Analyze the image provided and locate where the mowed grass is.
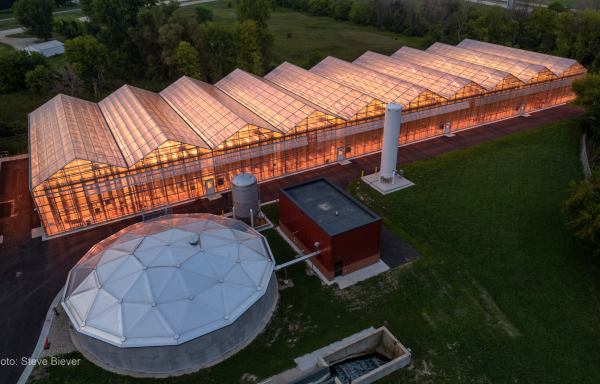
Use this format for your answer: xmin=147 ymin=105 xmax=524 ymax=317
xmin=29 ymin=119 xmax=600 ymax=384
xmin=184 ymin=0 xmax=426 ymax=66
xmin=0 ymin=41 xmax=14 ymax=55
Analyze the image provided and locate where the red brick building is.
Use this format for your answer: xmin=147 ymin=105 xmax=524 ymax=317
xmin=279 ymin=177 xmax=382 ymax=281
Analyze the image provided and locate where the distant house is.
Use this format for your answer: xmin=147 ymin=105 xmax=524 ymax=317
xmin=23 ymin=40 xmax=64 ymax=57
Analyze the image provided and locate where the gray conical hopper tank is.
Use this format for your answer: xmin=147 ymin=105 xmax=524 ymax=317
xmin=232 ymin=172 xmax=259 ymax=219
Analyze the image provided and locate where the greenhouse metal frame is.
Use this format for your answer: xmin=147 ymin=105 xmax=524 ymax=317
xmin=28 ymin=40 xmax=587 ymax=236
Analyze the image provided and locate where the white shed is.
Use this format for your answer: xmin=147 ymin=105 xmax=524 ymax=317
xmin=23 ymin=40 xmax=64 ymax=57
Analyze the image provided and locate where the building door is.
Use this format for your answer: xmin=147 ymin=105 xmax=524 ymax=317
xmin=205 ymin=179 xmax=215 ymax=195
xmin=334 ymin=260 xmax=343 ymax=277
xmin=444 ymin=121 xmax=451 ymax=134
xmin=520 ymin=103 xmax=526 ymax=114
xmin=337 ymin=147 xmax=344 ymax=161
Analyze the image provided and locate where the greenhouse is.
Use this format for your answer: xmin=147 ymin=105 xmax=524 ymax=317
xmin=28 ymin=40 xmax=587 ymax=237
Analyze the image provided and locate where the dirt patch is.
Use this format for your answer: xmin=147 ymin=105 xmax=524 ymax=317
xmin=421 ymin=313 xmax=437 ymax=329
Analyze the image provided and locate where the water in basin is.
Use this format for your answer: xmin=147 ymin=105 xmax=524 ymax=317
xmin=329 ymin=352 xmax=390 ymax=383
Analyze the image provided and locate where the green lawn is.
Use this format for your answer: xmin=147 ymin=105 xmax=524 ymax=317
xmin=0 ymin=41 xmax=14 ymax=55
xmin=184 ymin=0 xmax=426 ymax=66
xmin=28 ymin=118 xmax=600 ymax=383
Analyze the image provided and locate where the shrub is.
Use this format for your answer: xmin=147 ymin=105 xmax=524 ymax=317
xmin=227 ymin=0 xmax=233 ymax=8
xmin=195 ymin=6 xmax=213 ymax=24
xmin=0 ymin=120 xmax=27 ymax=138
xmin=286 ymin=32 xmax=291 ymax=38
xmin=25 ymin=65 xmax=55 ymax=94
xmin=53 ymin=16 xmax=84 ymax=39
xmin=0 ymin=50 xmax=48 ymax=94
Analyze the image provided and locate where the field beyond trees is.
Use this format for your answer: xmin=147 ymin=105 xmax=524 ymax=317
xmin=28 ymin=119 xmax=600 ymax=383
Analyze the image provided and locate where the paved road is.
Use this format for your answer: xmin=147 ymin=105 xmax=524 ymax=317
xmin=0 ymin=104 xmax=584 ymax=384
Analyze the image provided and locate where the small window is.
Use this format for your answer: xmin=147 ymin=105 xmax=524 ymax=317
xmin=439 ymin=123 xmax=444 ymax=130
xmin=345 ymin=146 xmax=351 ymax=154
xmin=217 ymin=178 xmax=224 ymax=186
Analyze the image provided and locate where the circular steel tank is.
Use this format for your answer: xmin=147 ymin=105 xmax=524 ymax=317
xmin=232 ymin=173 xmax=259 ymax=219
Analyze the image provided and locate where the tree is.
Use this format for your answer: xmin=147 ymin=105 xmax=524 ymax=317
xmin=79 ymin=0 xmax=156 ymax=49
xmin=195 ymin=5 xmax=213 ymax=24
xmin=563 ymin=170 xmax=600 ymax=256
xmin=232 ymin=19 xmax=264 ymax=76
xmin=522 ymin=7 xmax=558 ymax=53
xmin=177 ymin=41 xmax=203 ymax=80
xmin=64 ymin=35 xmax=109 ymax=95
xmin=308 ymin=0 xmax=329 ymax=15
xmin=201 ymin=21 xmax=235 ymax=82
xmin=46 ymin=63 xmax=84 ymax=96
xmin=302 ymin=51 xmax=323 ymax=69
xmin=25 ymin=65 xmax=55 ymax=94
xmin=0 ymin=50 xmax=47 ymax=93
xmin=236 ymin=0 xmax=271 ymax=29
xmin=331 ymin=0 xmax=353 ymax=21
xmin=12 ymin=0 xmax=55 ymax=40
xmin=53 ymin=16 xmax=84 ymax=40
xmin=348 ymin=0 xmax=370 ymax=25
xmin=157 ymin=10 xmax=205 ymax=80
xmin=571 ymin=74 xmax=600 ymax=110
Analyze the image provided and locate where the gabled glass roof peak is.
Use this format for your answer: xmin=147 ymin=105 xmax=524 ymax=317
xmin=457 ymin=39 xmax=577 ymax=77
xmin=265 ymin=62 xmax=375 ymax=120
xmin=310 ymin=56 xmax=428 ymax=107
xmin=99 ymin=85 xmax=210 ymax=167
xmin=29 ymin=94 xmax=127 ymax=189
xmin=392 ymin=46 xmax=515 ymax=91
xmin=426 ymin=42 xmax=551 ymax=84
xmin=353 ymin=51 xmax=475 ymax=99
xmin=216 ymin=69 xmax=332 ymax=134
xmin=161 ymin=76 xmax=279 ymax=149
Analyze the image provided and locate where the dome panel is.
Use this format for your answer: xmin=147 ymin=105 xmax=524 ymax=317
xmin=179 ymin=301 xmax=223 ymax=333
xmin=105 ymin=256 xmax=143 ymax=284
xmin=87 ymin=305 xmax=121 ymax=334
xmin=147 ymin=267 xmax=176 ymax=299
xmin=201 ymin=233 xmax=236 ymax=249
xmin=224 ymin=264 xmax=256 ymax=288
xmin=69 ymin=288 xmax=98 ymax=320
xmin=157 ymin=299 xmax=188 ymax=331
xmin=157 ymin=272 xmax=189 ymax=303
xmin=195 ymin=283 xmax=226 ymax=314
xmin=208 ymin=243 xmax=239 ymax=260
xmin=123 ymin=272 xmax=152 ymax=302
xmin=122 ymin=302 xmax=151 ymax=333
xmin=205 ymin=252 xmax=237 ymax=277
xmin=134 ymin=246 xmax=164 ymax=266
xmin=98 ymin=249 xmax=130 ymax=266
xmin=96 ymin=257 xmax=128 ymax=283
xmin=104 ymin=271 xmax=142 ymax=298
xmin=127 ymin=309 xmax=172 ymax=338
xmin=87 ymin=290 xmax=119 ymax=321
xmin=180 ymin=268 xmax=217 ymax=295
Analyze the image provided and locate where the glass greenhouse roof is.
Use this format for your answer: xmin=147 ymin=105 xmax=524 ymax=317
xmin=457 ymin=39 xmax=577 ymax=77
xmin=426 ymin=43 xmax=549 ymax=84
xmin=62 ymin=214 xmax=274 ymax=348
xmin=99 ymin=85 xmax=210 ymax=167
xmin=265 ymin=62 xmax=375 ymax=121
xmin=353 ymin=51 xmax=474 ymax=99
xmin=216 ymin=69 xmax=330 ymax=134
xmin=29 ymin=94 xmax=126 ymax=189
xmin=161 ymin=76 xmax=278 ymax=149
xmin=392 ymin=47 xmax=513 ymax=91
xmin=310 ymin=56 xmax=428 ymax=107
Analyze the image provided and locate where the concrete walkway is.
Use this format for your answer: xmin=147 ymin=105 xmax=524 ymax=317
xmin=0 ymin=104 xmax=585 ymax=384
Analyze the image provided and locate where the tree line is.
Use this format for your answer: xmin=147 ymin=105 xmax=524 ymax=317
xmin=279 ymin=0 xmax=600 ymax=71
xmin=0 ymin=0 xmax=275 ymax=99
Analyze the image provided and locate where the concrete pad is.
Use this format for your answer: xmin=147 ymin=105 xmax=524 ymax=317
xmin=333 ymin=261 xmax=389 ymax=289
xmin=338 ymin=160 xmax=352 ymax=165
xmin=445 ymin=133 xmax=455 ymax=137
xmin=206 ymin=193 xmax=223 ymax=201
xmin=31 ymin=227 xmax=44 ymax=239
xmin=295 ymin=355 xmax=318 ymax=371
xmin=347 ymin=260 xmax=389 ymax=284
xmin=361 ymin=173 xmax=414 ymax=195
xmin=379 ymin=226 xmax=422 ymax=268
xmin=0 ymin=235 xmax=2 ymax=244
xmin=294 ymin=327 xmax=375 ymax=371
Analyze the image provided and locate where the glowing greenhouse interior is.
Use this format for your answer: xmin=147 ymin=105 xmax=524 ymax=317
xmin=28 ymin=41 xmax=587 ymax=236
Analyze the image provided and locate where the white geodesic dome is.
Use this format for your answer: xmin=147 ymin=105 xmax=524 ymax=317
xmin=62 ymin=214 xmax=274 ymax=348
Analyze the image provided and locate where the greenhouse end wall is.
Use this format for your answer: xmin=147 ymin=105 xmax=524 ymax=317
xmin=32 ymin=83 xmax=576 ymax=237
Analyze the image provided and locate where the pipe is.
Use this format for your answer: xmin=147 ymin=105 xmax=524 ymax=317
xmin=379 ymin=103 xmax=402 ymax=183
xmin=273 ymin=251 xmax=320 ymax=271
xmin=250 ymin=208 xmax=254 ymax=227
xmin=233 ymin=206 xmax=236 ymax=220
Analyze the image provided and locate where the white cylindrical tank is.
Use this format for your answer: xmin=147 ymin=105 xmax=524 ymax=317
xmin=232 ymin=173 xmax=259 ymax=219
xmin=379 ymin=103 xmax=403 ymax=182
